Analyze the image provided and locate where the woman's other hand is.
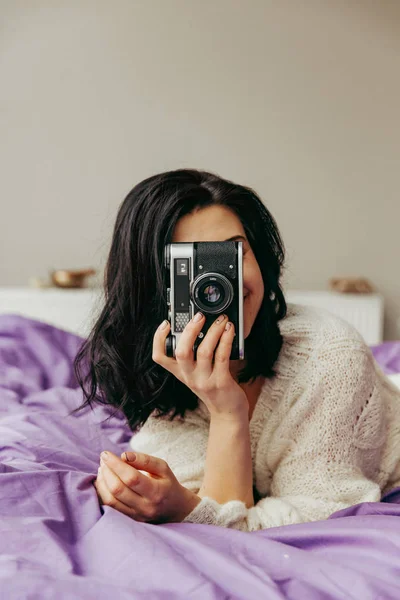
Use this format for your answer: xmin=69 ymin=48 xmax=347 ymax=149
xmin=94 ymin=450 xmax=201 ymax=523
xmin=152 ymin=314 xmax=249 ymax=419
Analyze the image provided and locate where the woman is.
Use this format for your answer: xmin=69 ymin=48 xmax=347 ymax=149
xmin=73 ymin=169 xmax=400 ymax=531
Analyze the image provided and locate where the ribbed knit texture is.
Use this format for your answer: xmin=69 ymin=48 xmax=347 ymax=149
xmin=130 ymin=303 xmax=400 ymax=531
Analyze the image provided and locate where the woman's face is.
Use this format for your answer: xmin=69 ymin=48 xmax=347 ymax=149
xmin=172 ymin=205 xmax=264 ymax=340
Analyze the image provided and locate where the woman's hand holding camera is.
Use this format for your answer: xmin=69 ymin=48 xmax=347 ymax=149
xmin=152 ymin=313 xmax=249 ymax=420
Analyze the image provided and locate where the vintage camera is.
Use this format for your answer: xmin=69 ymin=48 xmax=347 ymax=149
xmin=164 ymin=241 xmax=244 ymax=360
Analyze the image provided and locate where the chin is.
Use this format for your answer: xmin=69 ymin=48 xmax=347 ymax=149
xmin=242 ymin=301 xmax=262 ymax=340
xmin=242 ymin=316 xmax=252 ymax=340
xmin=243 ymin=323 xmax=253 ymax=340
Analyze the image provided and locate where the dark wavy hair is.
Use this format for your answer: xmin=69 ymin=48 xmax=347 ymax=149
xmin=71 ymin=169 xmax=287 ymax=431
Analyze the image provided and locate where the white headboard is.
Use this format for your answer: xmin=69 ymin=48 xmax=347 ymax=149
xmin=0 ymin=287 xmax=385 ymax=345
xmin=285 ymin=290 xmax=384 ymax=346
xmin=0 ymin=287 xmax=103 ymax=337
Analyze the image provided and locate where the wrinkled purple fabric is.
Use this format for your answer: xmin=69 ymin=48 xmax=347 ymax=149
xmin=371 ymin=341 xmax=400 ymax=375
xmin=1 ymin=314 xmax=400 ymax=600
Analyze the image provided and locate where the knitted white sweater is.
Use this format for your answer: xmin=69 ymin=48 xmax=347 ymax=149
xmin=130 ymin=304 xmax=400 ymax=531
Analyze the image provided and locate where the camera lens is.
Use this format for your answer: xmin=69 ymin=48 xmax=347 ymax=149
xmin=192 ymin=273 xmax=233 ymax=314
xmin=199 ymin=282 xmax=224 ymax=306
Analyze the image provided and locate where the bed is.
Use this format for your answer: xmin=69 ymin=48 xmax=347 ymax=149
xmin=1 ymin=313 xmax=400 ymax=600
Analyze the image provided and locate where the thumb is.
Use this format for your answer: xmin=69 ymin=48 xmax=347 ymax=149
xmin=120 ymin=451 xmax=169 ymax=477
xmin=121 ymin=451 xmax=138 ymax=463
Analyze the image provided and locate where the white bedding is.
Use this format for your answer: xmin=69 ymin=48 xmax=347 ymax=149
xmin=388 ymin=373 xmax=400 ymax=390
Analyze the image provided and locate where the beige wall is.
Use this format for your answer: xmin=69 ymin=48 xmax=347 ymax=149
xmin=1 ymin=0 xmax=399 ymax=339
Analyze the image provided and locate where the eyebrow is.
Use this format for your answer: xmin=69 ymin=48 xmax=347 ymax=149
xmin=224 ymin=235 xmax=247 ymax=242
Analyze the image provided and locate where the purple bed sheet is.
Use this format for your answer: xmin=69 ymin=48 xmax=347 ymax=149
xmin=371 ymin=341 xmax=400 ymax=375
xmin=1 ymin=314 xmax=400 ymax=600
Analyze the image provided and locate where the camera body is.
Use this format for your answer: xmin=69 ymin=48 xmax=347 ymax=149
xmin=164 ymin=241 xmax=244 ymax=360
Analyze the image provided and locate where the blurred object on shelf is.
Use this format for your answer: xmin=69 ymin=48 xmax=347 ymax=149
xmin=329 ymin=277 xmax=375 ymax=294
xmin=51 ymin=268 xmax=96 ymax=289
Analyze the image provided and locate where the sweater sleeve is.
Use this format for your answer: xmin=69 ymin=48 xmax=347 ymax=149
xmin=180 ymin=342 xmax=388 ymax=531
